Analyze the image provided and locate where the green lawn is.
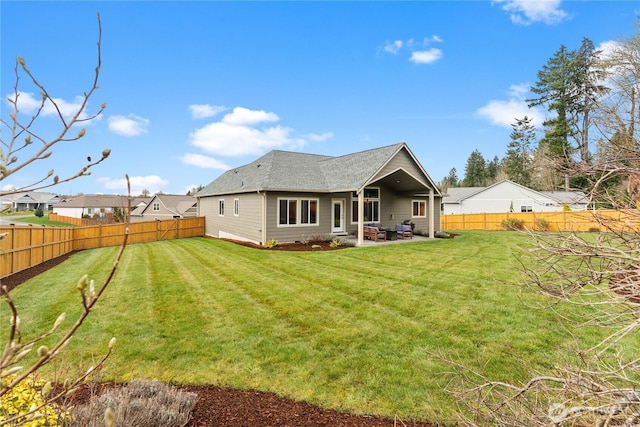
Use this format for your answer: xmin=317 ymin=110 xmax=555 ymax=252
xmin=8 ymin=215 xmax=74 ymax=227
xmin=2 ymin=231 xmax=612 ymax=424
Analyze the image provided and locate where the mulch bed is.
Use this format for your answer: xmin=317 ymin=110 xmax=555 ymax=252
xmin=219 ymin=238 xmax=353 ymax=251
xmin=2 ymin=241 xmax=437 ymax=427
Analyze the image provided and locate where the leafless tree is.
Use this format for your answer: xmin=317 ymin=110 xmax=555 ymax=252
xmin=0 ymin=13 xmax=128 ymax=426
xmin=0 ymin=15 xmax=110 ymax=195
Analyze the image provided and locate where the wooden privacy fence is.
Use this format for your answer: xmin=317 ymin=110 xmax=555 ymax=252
xmin=0 ymin=217 xmax=205 ymax=279
xmin=441 ymin=210 xmax=640 ymax=232
xmin=48 ymin=212 xmax=100 ymax=226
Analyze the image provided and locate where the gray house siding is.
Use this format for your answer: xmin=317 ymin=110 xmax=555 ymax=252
xmin=201 ymin=193 xmax=264 ymax=243
xmin=264 ymin=192 xmax=329 ymax=243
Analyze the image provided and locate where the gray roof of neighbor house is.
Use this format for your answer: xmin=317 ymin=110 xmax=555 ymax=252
xmin=1 ymin=191 xmax=60 ymax=204
xmin=55 ymin=194 xmax=149 ymax=209
xmin=443 ymin=180 xmax=589 ymax=204
xmin=197 ymin=143 xmax=437 ymax=197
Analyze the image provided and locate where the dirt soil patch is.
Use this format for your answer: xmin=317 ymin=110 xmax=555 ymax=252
xmin=2 ymin=242 xmax=438 ymax=427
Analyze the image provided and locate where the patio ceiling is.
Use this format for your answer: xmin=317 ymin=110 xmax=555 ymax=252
xmin=371 ymin=169 xmax=434 ymax=195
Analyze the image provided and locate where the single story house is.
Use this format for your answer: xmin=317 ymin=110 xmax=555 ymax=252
xmin=442 ymin=179 xmax=589 ymax=215
xmin=1 ymin=191 xmax=60 ymax=212
xmin=53 ymin=194 xmax=151 ymax=219
xmin=196 ymin=142 xmax=442 ymax=246
xmin=129 ymin=194 xmax=198 ymax=223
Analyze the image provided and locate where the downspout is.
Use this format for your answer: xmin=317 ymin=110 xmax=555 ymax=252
xmin=357 ymin=190 xmax=364 ymax=246
xmin=259 ymin=190 xmax=266 ymax=245
xmin=429 ymin=189 xmax=435 ymax=239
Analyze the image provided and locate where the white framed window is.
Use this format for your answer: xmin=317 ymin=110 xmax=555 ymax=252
xmin=153 ymin=202 xmax=160 ymax=211
xmin=412 ymin=200 xmax=426 ymax=218
xmin=218 ymin=199 xmax=225 ymax=216
xmin=277 ymin=197 xmax=319 ymax=226
xmin=521 ymin=205 xmax=532 ymax=212
xmin=234 ymin=198 xmax=239 ymax=216
xmin=351 ymin=187 xmax=380 ymax=223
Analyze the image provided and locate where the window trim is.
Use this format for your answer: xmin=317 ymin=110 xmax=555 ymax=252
xmin=520 ymin=205 xmax=533 ymax=212
xmin=350 ymin=187 xmax=380 ymax=224
xmin=233 ymin=198 xmax=239 ymax=216
xmin=277 ymin=197 xmax=319 ymax=227
xmin=218 ymin=199 xmax=225 ymax=216
xmin=412 ymin=200 xmax=427 ymax=218
xmin=152 ymin=202 xmax=160 ymax=212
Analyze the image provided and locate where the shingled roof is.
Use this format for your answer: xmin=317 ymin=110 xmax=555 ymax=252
xmin=197 ymin=143 xmax=409 ymax=197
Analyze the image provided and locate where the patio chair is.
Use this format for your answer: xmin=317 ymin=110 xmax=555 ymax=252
xmin=395 ymin=224 xmax=413 ymax=239
xmin=363 ymin=225 xmax=387 ymax=242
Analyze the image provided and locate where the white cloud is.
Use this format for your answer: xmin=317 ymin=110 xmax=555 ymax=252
xmin=7 ymin=91 xmax=92 ymax=121
xmin=108 ymin=114 xmax=149 ymax=137
xmin=179 ymin=153 xmax=231 ymax=169
xmin=221 ymin=107 xmax=279 ymax=126
xmin=189 ymin=104 xmax=226 ymax=119
xmin=97 ymin=175 xmax=168 ymax=195
xmin=303 ymin=132 xmax=334 ymax=142
xmin=382 ymin=35 xmax=443 ymax=64
xmin=493 ymin=0 xmax=569 ymax=25
xmin=410 ymin=48 xmax=443 ymax=64
xmin=384 ymin=40 xmax=403 ymax=54
xmin=476 ymin=84 xmax=546 ymax=128
xmin=188 ymin=106 xmax=308 ymax=157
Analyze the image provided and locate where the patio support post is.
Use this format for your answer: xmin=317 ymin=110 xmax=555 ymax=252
xmin=429 ymin=188 xmax=435 ymax=238
xmin=357 ymin=190 xmax=364 ymax=246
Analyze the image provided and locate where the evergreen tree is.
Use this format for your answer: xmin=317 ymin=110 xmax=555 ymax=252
xmin=463 ymin=149 xmax=487 ymax=187
xmin=441 ymin=168 xmax=459 ymax=190
xmin=503 ymin=116 xmax=536 ymax=187
xmin=527 ymin=44 xmax=576 ymax=162
xmin=486 ymin=155 xmax=502 ymax=184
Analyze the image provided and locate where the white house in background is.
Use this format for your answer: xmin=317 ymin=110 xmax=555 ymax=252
xmin=129 ymin=194 xmax=197 ymax=223
xmin=53 ymin=194 xmax=151 ymax=219
xmin=1 ymin=192 xmax=61 ymax=212
xmin=442 ymin=180 xmax=589 ymax=215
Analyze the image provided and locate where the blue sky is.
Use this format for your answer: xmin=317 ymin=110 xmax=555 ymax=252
xmin=1 ymin=1 xmax=638 ymax=196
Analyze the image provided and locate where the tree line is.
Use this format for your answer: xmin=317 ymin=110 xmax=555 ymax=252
xmin=440 ymin=33 xmax=636 ymax=210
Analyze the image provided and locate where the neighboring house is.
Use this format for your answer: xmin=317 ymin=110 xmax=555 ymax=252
xmin=196 ymin=142 xmax=442 ymax=245
xmin=53 ymin=194 xmax=150 ymax=219
xmin=129 ymin=194 xmax=198 ymax=223
xmin=1 ymin=191 xmax=61 ymax=212
xmin=441 ymin=180 xmax=589 ymax=215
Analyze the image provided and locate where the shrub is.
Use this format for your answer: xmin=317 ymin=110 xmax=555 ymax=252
xmin=500 ymin=218 xmax=525 ymax=230
xmin=535 ymin=218 xmax=551 ymax=231
xmin=34 ymin=207 xmax=44 ymax=218
xmin=330 ymin=238 xmax=344 ymax=248
xmin=264 ymin=238 xmax=279 ymax=248
xmin=1 ymin=375 xmax=69 ymax=427
xmin=301 ymin=233 xmax=323 ymax=244
xmin=69 ymin=379 xmax=198 ymax=427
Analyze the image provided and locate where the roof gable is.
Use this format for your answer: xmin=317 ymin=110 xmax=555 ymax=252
xmin=136 ymin=194 xmax=197 ymax=216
